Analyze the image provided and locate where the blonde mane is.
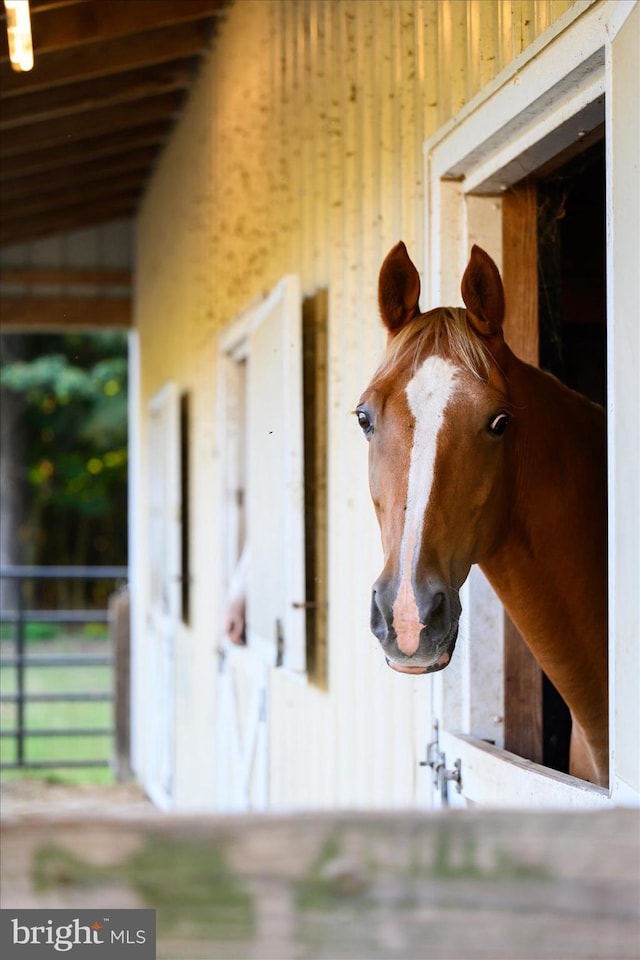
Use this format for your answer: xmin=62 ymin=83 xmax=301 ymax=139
xmin=372 ymin=307 xmax=492 ymax=386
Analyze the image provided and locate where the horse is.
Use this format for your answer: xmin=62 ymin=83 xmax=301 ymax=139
xmin=356 ymin=242 xmax=608 ymax=787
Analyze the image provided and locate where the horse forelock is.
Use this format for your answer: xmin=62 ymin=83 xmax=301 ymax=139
xmin=372 ymin=307 xmax=491 ymax=387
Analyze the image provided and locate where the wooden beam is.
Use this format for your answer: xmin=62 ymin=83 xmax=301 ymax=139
xmin=0 ymin=297 xmax=131 ymax=330
xmin=0 ymin=124 xmax=168 ymax=180
xmin=0 ymin=91 xmax=183 ymax=158
xmin=502 ymin=182 xmax=539 ymax=363
xmin=0 ymin=269 xmax=131 ymax=287
xmin=1 ymin=176 xmax=144 ymax=222
xmin=0 ymin=203 xmax=134 ymax=247
xmin=1 ymin=0 xmax=225 ymax=62
xmin=0 ymin=62 xmax=194 ymax=130
xmin=20 ymin=1 xmax=81 ymax=12
xmin=1 ymin=148 xmax=157 ymax=204
xmin=0 ymin=21 xmax=211 ymax=97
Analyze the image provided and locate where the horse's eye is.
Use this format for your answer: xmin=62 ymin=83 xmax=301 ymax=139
xmin=487 ymin=411 xmax=510 ymax=437
xmin=356 ymin=408 xmax=373 ymax=436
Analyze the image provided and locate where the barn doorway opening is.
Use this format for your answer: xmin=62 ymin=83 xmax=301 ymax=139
xmin=536 ymin=136 xmax=607 ymax=774
xmin=501 ymin=134 xmax=607 ymax=779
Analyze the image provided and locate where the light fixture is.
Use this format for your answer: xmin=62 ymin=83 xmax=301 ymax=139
xmin=4 ymin=0 xmax=34 ymax=73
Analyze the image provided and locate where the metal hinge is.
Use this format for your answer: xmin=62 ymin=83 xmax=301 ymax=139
xmin=420 ymin=721 xmax=462 ymax=806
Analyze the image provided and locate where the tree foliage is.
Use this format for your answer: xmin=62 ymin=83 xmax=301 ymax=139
xmin=0 ymin=333 xmax=128 ymax=568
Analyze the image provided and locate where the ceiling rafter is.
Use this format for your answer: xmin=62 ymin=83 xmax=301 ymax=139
xmin=4 ymin=147 xmax=158 ymax=202
xmin=2 ymin=175 xmax=146 ymax=223
xmin=0 ymin=61 xmax=195 ymax=129
xmin=0 ymin=0 xmax=224 ymax=61
xmin=1 ymin=124 xmax=170 ymax=180
xmin=0 ymin=0 xmax=228 ymax=247
xmin=0 ymin=199 xmax=137 ymax=247
xmin=0 ymin=21 xmax=213 ymax=98
xmin=1 ymin=90 xmax=184 ymax=157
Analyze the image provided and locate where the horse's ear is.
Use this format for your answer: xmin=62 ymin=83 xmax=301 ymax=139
xmin=378 ymin=242 xmax=421 ymax=336
xmin=461 ymin=245 xmax=505 ymax=340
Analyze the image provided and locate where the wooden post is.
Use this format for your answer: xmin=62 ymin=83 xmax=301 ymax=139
xmin=501 ymin=181 xmax=544 ymax=765
xmin=109 ymin=586 xmax=132 ymax=782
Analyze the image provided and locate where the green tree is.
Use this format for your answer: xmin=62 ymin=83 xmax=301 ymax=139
xmin=0 ymin=333 xmax=128 ymax=606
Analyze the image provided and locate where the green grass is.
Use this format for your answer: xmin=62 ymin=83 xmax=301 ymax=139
xmin=0 ymin=621 xmax=60 ymax=642
xmin=0 ymin=637 xmax=115 ymax=785
xmin=0 ymin=622 xmax=109 ymax=642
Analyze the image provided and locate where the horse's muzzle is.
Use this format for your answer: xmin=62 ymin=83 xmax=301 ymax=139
xmin=370 ymin=576 xmax=460 ymax=673
xmin=385 ymin=643 xmax=455 ymax=675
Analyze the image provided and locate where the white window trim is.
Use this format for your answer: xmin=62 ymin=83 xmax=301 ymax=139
xmin=423 ymin=0 xmax=638 ymax=807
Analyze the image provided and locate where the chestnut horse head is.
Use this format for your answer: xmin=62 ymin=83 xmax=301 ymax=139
xmin=357 ymin=242 xmax=512 ymax=675
xmin=357 ymin=242 xmax=608 ymax=786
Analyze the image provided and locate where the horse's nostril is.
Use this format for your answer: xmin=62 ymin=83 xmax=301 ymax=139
xmin=370 ymin=589 xmax=389 ymax=642
xmin=427 ymin=591 xmax=450 ymax=636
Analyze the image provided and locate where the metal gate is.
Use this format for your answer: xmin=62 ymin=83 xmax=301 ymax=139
xmin=0 ymin=565 xmax=127 ymax=775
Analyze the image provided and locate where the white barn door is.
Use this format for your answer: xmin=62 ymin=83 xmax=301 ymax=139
xmin=145 ymin=382 xmax=180 ymax=810
xmin=216 ymin=276 xmax=305 ymax=811
xmin=606 ymin=0 xmax=640 ymax=804
xmin=424 ymin=0 xmax=638 ymax=808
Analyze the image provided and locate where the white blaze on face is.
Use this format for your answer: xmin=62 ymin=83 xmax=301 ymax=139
xmin=393 ymin=356 xmax=459 ymax=656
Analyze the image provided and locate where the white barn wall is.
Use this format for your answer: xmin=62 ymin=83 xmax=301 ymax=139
xmin=134 ymin=0 xmax=579 ymax=811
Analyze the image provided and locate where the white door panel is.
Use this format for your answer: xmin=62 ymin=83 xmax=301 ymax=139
xmin=145 ymin=382 xmax=180 ymax=810
xmin=440 ymin=732 xmax=610 ymax=809
xmin=606 ymin=0 xmax=640 ymax=802
xmin=216 ymin=275 xmax=304 ymax=812
xmin=246 ymin=275 xmax=306 ymax=672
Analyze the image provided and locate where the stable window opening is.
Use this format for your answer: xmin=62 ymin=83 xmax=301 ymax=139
xmin=502 ymin=136 xmax=607 ymax=778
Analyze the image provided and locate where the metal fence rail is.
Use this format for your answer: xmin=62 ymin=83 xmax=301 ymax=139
xmin=0 ymin=565 xmax=127 ymax=773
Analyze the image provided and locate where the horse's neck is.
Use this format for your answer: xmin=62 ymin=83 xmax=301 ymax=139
xmin=481 ymin=355 xmax=608 ymax=750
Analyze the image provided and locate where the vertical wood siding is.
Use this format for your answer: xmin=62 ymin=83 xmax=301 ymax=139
xmin=136 ymin=0 xmax=580 ymax=810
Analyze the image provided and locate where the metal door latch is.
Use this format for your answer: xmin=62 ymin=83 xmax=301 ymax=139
xmin=275 ymin=618 xmax=284 ymax=668
xmin=420 ymin=721 xmax=462 ymax=805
